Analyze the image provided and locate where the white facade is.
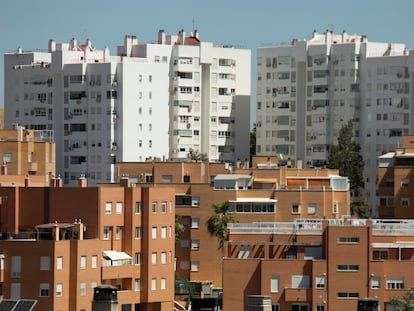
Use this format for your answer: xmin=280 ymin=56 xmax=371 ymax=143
xmin=256 ymin=30 xmax=414 ymax=215
xmin=4 ymin=30 xmax=251 ymax=185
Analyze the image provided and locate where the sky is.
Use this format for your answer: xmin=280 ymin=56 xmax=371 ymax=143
xmin=1 ymin=0 xmax=414 ymax=124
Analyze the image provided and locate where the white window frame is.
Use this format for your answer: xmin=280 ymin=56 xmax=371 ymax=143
xmin=80 ymin=256 xmax=86 ymax=269
xmin=162 ymin=201 xmax=167 ymax=214
xmin=191 ymin=240 xmax=200 ymax=250
xmin=161 ymin=252 xmax=167 ymax=264
xmin=191 ymin=261 xmax=200 ymax=271
xmin=56 ymin=283 xmax=63 ymax=297
xmin=315 ymin=276 xmax=325 ymax=289
xmin=103 ymin=226 xmax=110 ymax=240
xmin=135 ymin=202 xmax=141 ymax=214
xmin=161 ymin=277 xmax=167 ymax=290
xmin=371 ymin=277 xmax=380 ymax=289
xmin=191 ymin=218 xmax=200 ymax=229
xmin=116 ymin=226 xmax=121 ymax=240
xmin=151 ymin=278 xmax=157 ymax=290
xmin=152 ymin=202 xmax=158 ymax=213
xmin=270 ymin=275 xmax=280 ymax=293
xmin=91 ymin=255 xmax=97 ymax=269
xmin=307 ymin=203 xmax=316 ymax=214
xmin=135 ymin=227 xmax=141 ymax=239
xmin=386 ymin=277 xmax=404 ymax=289
xmin=105 ymin=202 xmax=112 ymax=214
xmin=151 ymin=252 xmax=157 ymax=265
xmin=152 ymin=226 xmax=157 ymax=239
xmin=161 ymin=226 xmax=167 ymax=239
xmin=80 ymin=282 xmax=86 ymax=296
xmin=116 ymin=202 xmax=123 ymax=214
xmin=135 ymin=252 xmax=141 ymax=265
xmin=401 ymin=198 xmax=410 ymax=207
xmin=292 ymin=275 xmax=310 ymax=289
xmin=292 ymin=203 xmax=300 ymax=214
xmin=56 ymin=256 xmax=63 ymax=270
xmin=135 ymin=278 xmax=141 ymax=291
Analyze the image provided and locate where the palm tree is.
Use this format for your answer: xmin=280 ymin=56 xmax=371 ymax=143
xmin=207 ymin=201 xmax=237 ymax=249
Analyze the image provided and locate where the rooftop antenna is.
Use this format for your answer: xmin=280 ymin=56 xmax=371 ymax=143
xmin=192 ymin=17 xmax=196 ymax=31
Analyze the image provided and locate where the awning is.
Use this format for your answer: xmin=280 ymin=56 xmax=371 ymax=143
xmin=254 ymin=178 xmax=277 ymax=183
xmin=372 ymin=242 xmax=414 ymax=248
xmin=230 ymin=198 xmax=277 ymax=203
xmin=103 ymin=250 xmax=132 ymax=261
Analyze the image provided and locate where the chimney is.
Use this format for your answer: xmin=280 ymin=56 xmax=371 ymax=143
xmin=120 ymin=175 xmax=130 ymax=188
xmin=158 ymin=29 xmax=166 ymax=44
xmin=78 ymin=175 xmax=87 ymax=188
xmin=1 ymin=163 xmax=7 ymax=175
xmin=236 ymin=159 xmax=241 ymax=168
xmin=25 ymin=175 xmax=30 ymax=187
xmin=244 ymin=158 xmax=250 ymax=169
xmin=297 ymin=159 xmax=303 ymax=169
xmin=54 ymin=175 xmax=62 ymax=187
xmin=178 ymin=29 xmax=185 ymax=45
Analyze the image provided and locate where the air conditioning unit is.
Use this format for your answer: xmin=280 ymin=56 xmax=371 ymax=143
xmin=186 ymin=123 xmax=191 ymax=129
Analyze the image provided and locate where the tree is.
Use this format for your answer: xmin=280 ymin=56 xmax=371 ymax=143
xmin=327 ymin=120 xmax=366 ymax=216
xmin=207 ymin=201 xmax=237 ymax=249
xmin=187 ymin=148 xmax=208 ymax=162
xmin=175 ymin=214 xmax=186 ymax=243
xmin=390 ymin=288 xmax=414 ymax=310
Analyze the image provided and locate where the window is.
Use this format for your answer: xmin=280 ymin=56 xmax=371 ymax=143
xmin=183 ymin=175 xmax=190 ymax=183
xmin=105 ymin=202 xmax=112 ymax=214
xmin=161 ymin=278 xmax=166 ymax=290
xmin=91 ymin=255 xmax=97 ymax=269
xmin=56 ymin=283 xmax=63 ymax=297
xmin=337 ymin=292 xmax=359 ymax=299
xmin=135 ymin=279 xmax=141 ymax=291
xmin=180 ymin=240 xmax=190 ymax=248
xmin=191 ymin=240 xmax=200 ymax=250
xmin=135 ymin=252 xmax=141 ymax=265
xmin=80 ymin=256 xmax=86 ymax=269
xmin=152 ymin=226 xmax=157 ymax=239
xmin=151 ymin=278 xmax=157 ymax=290
xmin=191 ymin=218 xmax=200 ymax=229
xmin=152 ymin=202 xmax=158 ymax=213
xmin=116 ymin=226 xmax=121 ymax=240
xmin=3 ymin=153 xmax=12 ymax=163
xmin=57 ymin=256 xmax=63 ymax=270
xmin=401 ymin=198 xmax=410 ymax=207
xmin=151 ymin=252 xmax=157 ymax=265
xmin=191 ymin=196 xmax=200 ymax=207
xmin=135 ymin=227 xmax=141 ymax=239
xmin=135 ymin=202 xmax=141 ymax=214
xmin=316 ymin=305 xmax=325 ymax=311
xmin=40 ymin=256 xmax=50 ymax=270
xmin=162 ymin=175 xmax=172 ymax=183
xmin=292 ymin=305 xmax=309 ymax=311
xmin=11 ymin=256 xmax=21 ymax=278
xmin=292 ymin=204 xmax=300 ymax=214
xmin=191 ymin=261 xmax=200 ymax=271
xmin=337 ymin=237 xmax=360 ymax=244
xmin=271 ymin=275 xmax=280 ymax=292
xmin=333 ymin=202 xmax=339 ymax=214
xmin=386 ymin=277 xmax=404 ymax=289
xmin=116 ymin=202 xmax=123 ymax=214
xmin=401 ymin=179 xmax=409 ymax=188
xmin=373 ymin=250 xmax=388 ymax=260
xmin=103 ymin=227 xmax=110 ymax=240
xmin=271 ymin=304 xmax=280 ymax=311
xmin=162 ymin=201 xmax=167 ymax=214
xmin=80 ymin=282 xmax=86 ymax=296
xmin=161 ymin=226 xmax=167 ymax=239
xmin=39 ymin=283 xmax=50 ymax=297
xmin=161 ymin=252 xmax=167 ymax=264
xmin=337 ymin=264 xmax=359 ymax=271
xmin=371 ymin=277 xmax=380 ymax=289
xmin=307 ymin=203 xmax=316 ymax=214
xmin=292 ymin=275 xmax=310 ymax=288
xmin=315 ymin=276 xmax=325 ymax=288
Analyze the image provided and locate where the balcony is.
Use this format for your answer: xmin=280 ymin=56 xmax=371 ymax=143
xmin=284 ymin=288 xmax=312 ymax=302
xmin=29 ymin=162 xmax=38 ymax=172
xmin=102 ymin=264 xmax=138 ymax=280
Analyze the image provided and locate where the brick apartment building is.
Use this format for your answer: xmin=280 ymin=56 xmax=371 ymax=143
xmin=118 ymin=156 xmax=350 ymax=289
xmin=378 ymin=135 xmax=414 ymax=219
xmin=0 ymin=178 xmax=176 ymax=311
xmin=223 ymin=218 xmax=414 ymax=311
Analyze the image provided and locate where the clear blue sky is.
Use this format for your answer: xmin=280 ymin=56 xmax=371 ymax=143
xmin=1 ymin=0 xmax=414 ymax=124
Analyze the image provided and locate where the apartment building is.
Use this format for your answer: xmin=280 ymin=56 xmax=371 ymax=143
xmin=4 ymin=29 xmax=250 ymax=186
xmin=0 ymin=180 xmax=176 ymax=311
xmin=118 ymin=156 xmax=350 ymax=288
xmin=378 ymin=135 xmax=414 ymax=218
xmin=0 ymin=125 xmax=55 ymax=186
xmin=223 ymin=218 xmax=414 ymax=311
xmin=256 ymin=30 xmax=414 ymax=215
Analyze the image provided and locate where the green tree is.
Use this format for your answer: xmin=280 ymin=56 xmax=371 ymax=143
xmin=187 ymin=148 xmax=208 ymax=162
xmin=390 ymin=288 xmax=414 ymax=310
xmin=207 ymin=201 xmax=237 ymax=249
xmin=328 ymin=120 xmax=366 ymax=216
xmin=175 ymin=214 xmax=186 ymax=243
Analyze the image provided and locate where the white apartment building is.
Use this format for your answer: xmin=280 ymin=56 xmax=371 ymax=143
xmin=256 ymin=30 xmax=414 ymax=215
xmin=4 ymin=29 xmax=251 ymax=185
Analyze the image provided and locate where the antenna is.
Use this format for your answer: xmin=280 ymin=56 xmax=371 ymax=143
xmin=192 ymin=17 xmax=196 ymax=31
